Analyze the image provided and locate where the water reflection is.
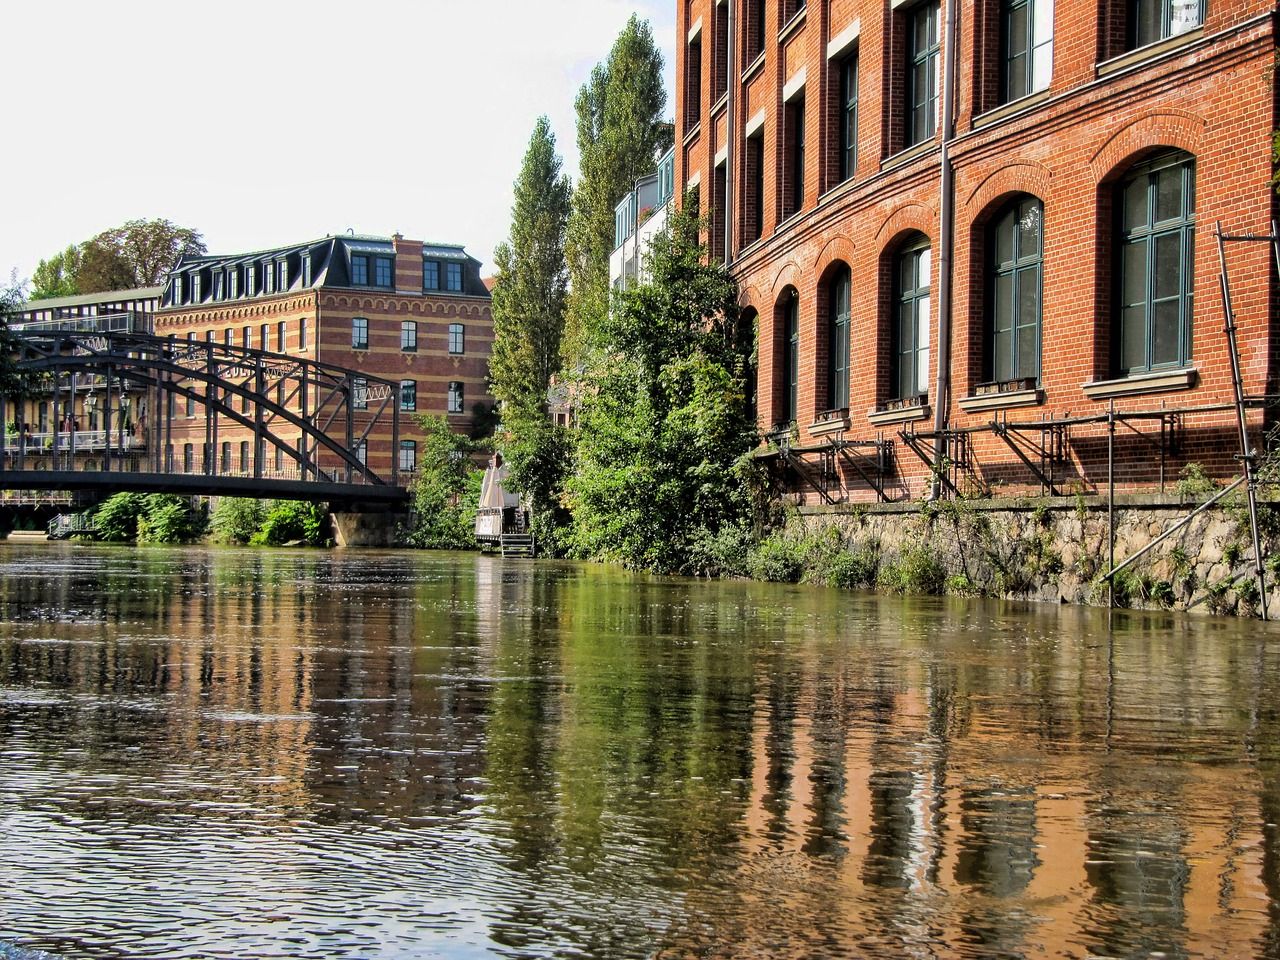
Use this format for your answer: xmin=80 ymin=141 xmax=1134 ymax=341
xmin=0 ymin=545 xmax=1278 ymax=958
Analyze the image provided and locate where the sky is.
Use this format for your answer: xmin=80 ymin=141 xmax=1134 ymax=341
xmin=0 ymin=0 xmax=676 ymax=286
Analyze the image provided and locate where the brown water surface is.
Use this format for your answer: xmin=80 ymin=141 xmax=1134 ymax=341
xmin=0 ymin=544 xmax=1278 ymax=959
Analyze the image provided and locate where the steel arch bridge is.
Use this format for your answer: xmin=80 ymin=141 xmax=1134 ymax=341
xmin=0 ymin=330 xmax=410 ymax=508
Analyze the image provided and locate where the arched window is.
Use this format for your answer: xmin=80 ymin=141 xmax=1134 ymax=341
xmin=828 ymin=268 xmax=851 ymax=410
xmin=785 ymin=296 xmax=799 ymax=423
xmin=1116 ymin=150 xmax=1195 ymax=374
xmin=989 ymin=197 xmax=1043 ymax=384
xmin=893 ymin=238 xmax=931 ymax=401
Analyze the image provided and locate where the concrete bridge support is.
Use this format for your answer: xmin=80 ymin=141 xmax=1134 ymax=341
xmin=330 ymin=510 xmax=407 ymax=548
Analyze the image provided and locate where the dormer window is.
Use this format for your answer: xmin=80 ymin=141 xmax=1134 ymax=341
xmin=172 ymin=275 xmax=184 ymax=304
xmin=446 ymin=262 xmax=462 ymax=292
xmin=191 ymin=273 xmax=201 ymax=302
xmin=302 ymin=254 xmax=312 ymax=286
xmin=424 ymin=260 xmax=440 ymax=290
xmin=374 ymin=256 xmax=393 ymax=287
xmin=214 ymin=273 xmax=224 ymax=300
xmin=246 ymin=265 xmax=256 ymax=295
xmin=229 ymin=270 xmax=239 ymax=299
xmin=264 ymin=263 xmax=275 ymax=295
xmin=278 ymin=261 xmax=288 ymax=291
xmin=351 ymin=254 xmax=369 ymax=285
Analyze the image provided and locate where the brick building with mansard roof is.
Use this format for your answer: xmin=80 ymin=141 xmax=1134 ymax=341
xmin=154 ymin=232 xmax=493 ymax=484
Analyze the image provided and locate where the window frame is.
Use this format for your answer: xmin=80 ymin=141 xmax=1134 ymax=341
xmin=782 ymin=293 xmax=800 ymax=425
xmin=352 ymin=377 xmax=368 ymax=411
xmin=400 ymin=379 xmax=417 ymax=412
xmin=351 ymin=316 xmax=369 ymax=350
xmin=892 ymin=238 xmax=933 ymax=402
xmin=351 ymin=254 xmax=369 ymax=286
xmin=827 ymin=268 xmax=852 ymax=411
xmin=447 ymin=380 xmax=464 ymax=414
xmin=445 ymin=262 xmax=463 ymax=292
xmin=424 ymin=260 xmax=440 ymax=290
xmin=401 ymin=320 xmax=418 ymax=353
xmin=1115 ymin=151 xmax=1196 ymax=376
xmin=374 ymin=255 xmax=393 ymax=288
xmin=399 ymin=440 xmax=417 ymax=473
xmin=905 ymin=0 xmax=941 ymax=149
xmin=1129 ymin=0 xmax=1204 ymax=50
xmin=448 ymin=323 xmax=465 ymax=355
xmin=839 ymin=51 xmax=859 ymax=182
xmin=987 ymin=197 xmax=1044 ymax=385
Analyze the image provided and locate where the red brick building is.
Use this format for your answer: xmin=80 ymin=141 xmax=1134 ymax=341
xmin=154 ymin=233 xmax=493 ymax=484
xmin=677 ymin=0 xmax=1278 ymax=501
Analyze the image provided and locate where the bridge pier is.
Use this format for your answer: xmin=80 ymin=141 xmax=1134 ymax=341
xmin=330 ymin=509 xmax=407 ymax=548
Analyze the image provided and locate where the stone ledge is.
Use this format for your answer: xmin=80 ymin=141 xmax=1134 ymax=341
xmin=798 ymin=491 xmax=1280 ymax=517
xmin=957 ymin=388 xmax=1043 ymax=413
xmin=867 ymin=404 xmax=931 ymax=427
xmin=1082 ymin=367 xmax=1197 ymax=399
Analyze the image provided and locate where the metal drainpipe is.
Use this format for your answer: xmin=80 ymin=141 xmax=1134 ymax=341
xmin=725 ymin=0 xmax=736 ymax=267
xmin=930 ymin=0 xmax=960 ymax=500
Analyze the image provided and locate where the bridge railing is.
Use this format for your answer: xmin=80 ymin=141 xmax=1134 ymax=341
xmin=1 ymin=448 xmax=386 ymax=486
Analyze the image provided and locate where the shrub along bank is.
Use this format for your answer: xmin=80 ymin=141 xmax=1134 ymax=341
xmin=92 ymin=493 xmax=330 ymax=547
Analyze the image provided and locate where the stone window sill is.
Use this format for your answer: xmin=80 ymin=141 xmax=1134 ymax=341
xmin=741 ymin=52 xmax=766 ymax=85
xmin=808 ymin=411 xmax=851 ymax=437
xmin=881 ymin=138 xmax=938 ymax=174
xmin=682 ymin=123 xmax=701 ymax=149
xmin=1096 ymin=27 xmax=1204 ymax=77
xmin=778 ymin=7 xmax=807 ymax=43
xmin=1082 ymin=367 xmax=1198 ymax=400
xmin=972 ymin=89 xmax=1052 ymax=130
xmin=867 ymin=403 xmax=931 ymax=427
xmin=957 ymin=387 xmax=1043 ymax=413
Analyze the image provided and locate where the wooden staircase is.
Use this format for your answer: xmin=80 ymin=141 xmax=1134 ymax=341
xmin=500 ymin=532 xmax=534 ymax=558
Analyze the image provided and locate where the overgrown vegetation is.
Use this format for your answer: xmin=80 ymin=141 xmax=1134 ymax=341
xmin=406 ymin=415 xmax=487 ymax=550
xmin=209 ymin=498 xmax=266 ymax=545
xmin=250 ymin=501 xmax=328 ymax=547
xmin=96 ymin=493 xmax=206 ymax=544
xmin=563 ymin=209 xmax=761 ymax=575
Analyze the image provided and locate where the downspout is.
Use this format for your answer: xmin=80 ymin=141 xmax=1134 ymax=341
xmin=725 ymin=0 xmax=737 ymax=267
xmin=930 ymin=0 xmax=960 ymax=500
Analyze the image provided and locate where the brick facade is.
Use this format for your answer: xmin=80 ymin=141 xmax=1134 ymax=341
xmin=677 ymin=0 xmax=1279 ymax=502
xmin=154 ymin=234 xmax=493 ymax=487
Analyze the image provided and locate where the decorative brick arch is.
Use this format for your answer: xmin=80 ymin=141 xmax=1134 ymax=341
xmin=1089 ymin=110 xmax=1206 ymax=184
xmin=964 ymin=160 xmax=1053 ymax=222
xmin=813 ymin=235 xmax=857 ymax=284
xmin=738 ymin=283 xmax=765 ymax=317
xmin=874 ymin=202 xmax=937 ymax=249
xmin=770 ymin=261 xmax=802 ymax=298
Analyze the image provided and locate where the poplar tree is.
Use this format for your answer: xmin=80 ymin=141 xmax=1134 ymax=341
xmin=562 ymin=15 xmax=670 ymax=365
xmin=490 ymin=117 xmax=571 ymax=411
xmin=489 ymin=118 xmax=575 ymax=554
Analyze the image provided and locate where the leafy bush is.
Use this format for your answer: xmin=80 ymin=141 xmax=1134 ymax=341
xmin=407 ymin=415 xmax=487 ymax=550
xmin=746 ymin=534 xmax=805 ymax=583
xmin=685 ymin=522 xmax=754 ymax=578
xmin=96 ymin=493 xmax=146 ymax=542
xmin=878 ymin=547 xmax=947 ymax=596
xmin=96 ymin=492 xmax=204 ymax=543
xmin=209 ymin=498 xmax=265 ymax=545
xmin=1176 ymin=462 xmax=1217 ymax=498
xmin=137 ymin=494 xmax=205 ymax=544
xmin=250 ymin=500 xmax=327 ymax=546
xmin=825 ymin=548 xmax=879 ymax=589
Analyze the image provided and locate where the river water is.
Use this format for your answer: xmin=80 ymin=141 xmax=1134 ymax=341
xmin=0 ymin=544 xmax=1277 ymax=959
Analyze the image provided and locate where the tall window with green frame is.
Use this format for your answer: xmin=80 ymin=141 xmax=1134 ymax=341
xmin=905 ymin=1 xmax=940 ymax=148
xmin=989 ymin=197 xmax=1043 ymax=384
xmin=839 ymin=51 xmax=859 ymax=181
xmin=1002 ymin=0 xmax=1053 ymax=103
xmin=828 ymin=269 xmax=851 ymax=410
xmin=893 ymin=239 xmax=932 ymax=401
xmin=1116 ymin=151 xmax=1195 ymax=375
xmin=1129 ymin=0 xmax=1203 ymax=49
xmin=781 ymin=293 xmax=800 ymax=424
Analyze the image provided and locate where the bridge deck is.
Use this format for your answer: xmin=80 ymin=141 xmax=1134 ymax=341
xmin=0 ymin=471 xmax=410 ymax=507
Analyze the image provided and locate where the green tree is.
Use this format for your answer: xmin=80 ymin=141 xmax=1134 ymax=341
xmin=562 ymin=15 xmax=670 ymax=365
xmin=209 ymin=497 xmax=266 ymax=545
xmin=491 ymin=117 xmax=571 ymax=412
xmin=251 ymin=501 xmax=328 ymax=546
xmin=565 ymin=209 xmax=760 ymax=575
xmin=29 ymin=219 xmax=206 ymax=297
xmin=29 ymin=245 xmax=82 ymax=300
xmin=489 ymin=117 xmax=574 ymax=554
xmin=408 ymin=414 xmax=488 ymax=550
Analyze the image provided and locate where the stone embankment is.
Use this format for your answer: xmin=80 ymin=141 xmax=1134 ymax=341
xmin=796 ymin=492 xmax=1278 ymax=617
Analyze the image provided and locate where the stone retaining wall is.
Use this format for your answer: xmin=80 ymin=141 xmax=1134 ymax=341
xmin=797 ymin=492 xmax=1279 ymax=618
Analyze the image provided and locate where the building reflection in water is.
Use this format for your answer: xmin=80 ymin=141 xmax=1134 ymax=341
xmin=0 ymin=547 xmax=1277 ymax=958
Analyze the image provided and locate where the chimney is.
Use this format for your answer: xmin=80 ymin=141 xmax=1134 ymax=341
xmin=391 ymin=233 xmax=423 ymax=294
